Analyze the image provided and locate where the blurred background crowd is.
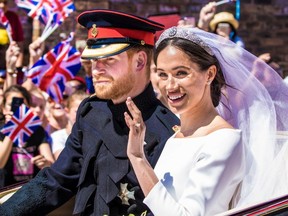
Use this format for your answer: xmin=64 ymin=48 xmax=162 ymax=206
xmin=0 ymin=0 xmax=288 ymax=190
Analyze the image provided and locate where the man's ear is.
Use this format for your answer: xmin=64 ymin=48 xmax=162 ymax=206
xmin=135 ymin=50 xmax=147 ymax=71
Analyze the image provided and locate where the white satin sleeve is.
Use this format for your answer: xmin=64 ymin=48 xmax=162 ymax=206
xmin=144 ymin=129 xmax=245 ymax=216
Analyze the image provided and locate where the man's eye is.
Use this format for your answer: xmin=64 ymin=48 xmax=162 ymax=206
xmin=106 ymin=57 xmax=115 ymax=62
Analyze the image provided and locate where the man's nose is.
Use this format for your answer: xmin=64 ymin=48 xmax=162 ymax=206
xmin=91 ymin=59 xmax=106 ymax=74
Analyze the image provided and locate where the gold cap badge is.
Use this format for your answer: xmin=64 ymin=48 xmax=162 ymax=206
xmin=91 ymin=24 xmax=98 ymax=38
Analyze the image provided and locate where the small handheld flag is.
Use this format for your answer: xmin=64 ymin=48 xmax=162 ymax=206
xmin=1 ymin=104 xmax=42 ymax=147
xmin=0 ymin=9 xmax=13 ymax=42
xmin=26 ymin=32 xmax=81 ymax=102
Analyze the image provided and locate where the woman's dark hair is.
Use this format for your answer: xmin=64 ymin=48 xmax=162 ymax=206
xmin=154 ymin=38 xmax=226 ymax=107
xmin=3 ymin=85 xmax=32 ymax=107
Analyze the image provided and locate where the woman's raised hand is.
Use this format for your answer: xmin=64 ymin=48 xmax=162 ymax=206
xmin=124 ymin=97 xmax=146 ymax=159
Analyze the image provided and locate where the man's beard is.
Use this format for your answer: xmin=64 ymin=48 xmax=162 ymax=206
xmin=94 ymin=67 xmax=135 ymax=100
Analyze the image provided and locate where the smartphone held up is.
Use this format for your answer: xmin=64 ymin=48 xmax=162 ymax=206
xmin=11 ymin=97 xmax=24 ymax=113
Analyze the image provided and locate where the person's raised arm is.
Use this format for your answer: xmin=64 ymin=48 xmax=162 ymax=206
xmin=28 ymin=37 xmax=45 ymax=69
xmin=3 ymin=41 xmax=20 ymax=91
xmin=22 ymin=38 xmax=45 ymax=91
xmin=197 ymin=1 xmax=217 ymax=31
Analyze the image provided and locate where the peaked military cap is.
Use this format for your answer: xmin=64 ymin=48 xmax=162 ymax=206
xmin=77 ymin=9 xmax=165 ymax=59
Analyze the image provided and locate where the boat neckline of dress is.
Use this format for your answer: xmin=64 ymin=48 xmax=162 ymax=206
xmin=172 ymin=128 xmax=241 ymax=139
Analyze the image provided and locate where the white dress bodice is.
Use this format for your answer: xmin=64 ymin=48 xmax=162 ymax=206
xmin=144 ymin=129 xmax=244 ymax=216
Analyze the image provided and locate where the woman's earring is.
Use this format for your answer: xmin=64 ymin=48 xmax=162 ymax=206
xmin=207 ymin=81 xmax=211 ymax=85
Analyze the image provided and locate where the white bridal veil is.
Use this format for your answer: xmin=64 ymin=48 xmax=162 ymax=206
xmin=156 ymin=27 xmax=288 ymax=208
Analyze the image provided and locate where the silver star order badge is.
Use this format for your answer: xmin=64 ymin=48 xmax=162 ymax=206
xmin=117 ymin=183 xmax=135 ymax=205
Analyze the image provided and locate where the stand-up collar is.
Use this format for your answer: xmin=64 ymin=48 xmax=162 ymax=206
xmin=107 ymin=82 xmax=159 ymax=120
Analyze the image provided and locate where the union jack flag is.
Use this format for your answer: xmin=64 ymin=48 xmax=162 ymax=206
xmin=0 ymin=9 xmax=9 ymax=27
xmin=15 ymin=0 xmax=75 ymax=22
xmin=1 ymin=104 xmax=42 ymax=147
xmin=47 ymin=77 xmax=66 ymax=102
xmin=26 ymin=32 xmax=81 ymax=102
xmin=50 ymin=0 xmax=75 ymax=22
xmin=38 ymin=0 xmax=75 ymax=30
xmin=15 ymin=0 xmax=38 ymax=15
xmin=38 ymin=3 xmax=55 ymax=25
xmin=0 ymin=9 xmax=12 ymax=41
xmin=16 ymin=0 xmax=75 ymax=40
xmin=42 ymin=0 xmax=75 ymax=40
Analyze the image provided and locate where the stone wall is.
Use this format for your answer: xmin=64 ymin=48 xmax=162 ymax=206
xmin=8 ymin=0 xmax=288 ymax=77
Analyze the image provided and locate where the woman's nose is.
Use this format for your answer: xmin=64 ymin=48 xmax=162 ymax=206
xmin=166 ymin=75 xmax=178 ymax=90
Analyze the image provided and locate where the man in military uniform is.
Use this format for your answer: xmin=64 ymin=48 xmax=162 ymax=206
xmin=0 ymin=9 xmax=179 ymax=216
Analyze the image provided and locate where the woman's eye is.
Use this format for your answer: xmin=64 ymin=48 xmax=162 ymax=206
xmin=158 ymin=72 xmax=168 ymax=79
xmin=176 ymin=71 xmax=188 ymax=77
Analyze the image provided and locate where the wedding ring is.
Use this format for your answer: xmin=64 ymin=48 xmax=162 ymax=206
xmin=135 ymin=122 xmax=141 ymax=128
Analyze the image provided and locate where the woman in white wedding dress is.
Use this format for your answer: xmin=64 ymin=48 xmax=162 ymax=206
xmin=124 ymin=27 xmax=288 ymax=216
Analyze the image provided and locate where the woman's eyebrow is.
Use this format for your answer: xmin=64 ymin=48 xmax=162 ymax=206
xmin=157 ymin=65 xmax=190 ymax=71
